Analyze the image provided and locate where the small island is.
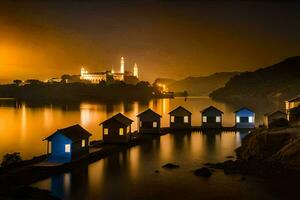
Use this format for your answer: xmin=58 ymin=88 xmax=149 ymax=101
xmin=0 ymin=81 xmax=171 ymax=102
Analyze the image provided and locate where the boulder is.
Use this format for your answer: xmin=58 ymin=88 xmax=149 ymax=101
xmin=162 ymin=163 xmax=180 ymax=169
xmin=203 ymin=162 xmax=214 ymax=166
xmin=236 ymin=128 xmax=292 ymax=160
xmin=194 ymin=167 xmax=212 ymax=178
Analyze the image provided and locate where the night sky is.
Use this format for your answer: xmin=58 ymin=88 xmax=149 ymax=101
xmin=1 ymin=0 xmax=300 ymax=82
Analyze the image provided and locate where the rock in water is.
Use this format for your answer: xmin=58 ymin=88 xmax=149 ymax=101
xmin=203 ymin=162 xmax=214 ymax=166
xmin=162 ymin=163 xmax=180 ymax=169
xmin=194 ymin=167 xmax=212 ymax=178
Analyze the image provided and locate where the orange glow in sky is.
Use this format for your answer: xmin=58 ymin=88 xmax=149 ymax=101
xmin=1 ymin=1 xmax=300 ymax=83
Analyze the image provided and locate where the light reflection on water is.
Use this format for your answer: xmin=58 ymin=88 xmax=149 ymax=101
xmin=32 ymin=131 xmax=278 ymax=200
xmin=0 ymin=97 xmax=272 ymax=159
xmin=0 ymin=97 xmax=290 ymax=199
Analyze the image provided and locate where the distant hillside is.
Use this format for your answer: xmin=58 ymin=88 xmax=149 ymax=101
xmin=166 ymin=72 xmax=239 ymax=96
xmin=153 ymin=78 xmax=176 ymax=86
xmin=210 ymin=56 xmax=300 ymax=105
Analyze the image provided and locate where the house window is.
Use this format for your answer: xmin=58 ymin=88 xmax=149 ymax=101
xmin=285 ymin=102 xmax=290 ymax=110
xmin=216 ymin=116 xmax=221 ymax=123
xmin=184 ymin=116 xmax=189 ymax=123
xmin=249 ymin=116 xmax=254 ymax=123
xmin=104 ymin=128 xmax=109 ymax=135
xmin=203 ymin=116 xmax=207 ymax=123
xmin=127 ymin=126 xmax=130 ymax=133
xmin=236 ymin=116 xmax=240 ymax=123
xmin=171 ymin=116 xmax=175 ymax=122
xmin=119 ymin=128 xmax=124 ymax=135
xmin=65 ymin=144 xmax=71 ymax=153
xmin=153 ymin=122 xmax=157 ymax=127
xmin=291 ymin=102 xmax=295 ymax=109
xmin=49 ymin=141 xmax=52 ymax=153
xmin=81 ymin=140 xmax=86 ymax=147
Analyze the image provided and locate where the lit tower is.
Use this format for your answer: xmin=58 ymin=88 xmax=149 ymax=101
xmin=120 ymin=57 xmax=125 ymax=73
xmin=133 ymin=63 xmax=138 ymax=78
xmin=111 ymin=66 xmax=115 ymax=74
xmin=80 ymin=67 xmax=87 ymax=77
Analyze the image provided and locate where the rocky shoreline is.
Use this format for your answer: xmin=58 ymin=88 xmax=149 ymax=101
xmin=0 ymin=186 xmax=59 ymax=200
xmin=207 ymin=126 xmax=300 ymax=179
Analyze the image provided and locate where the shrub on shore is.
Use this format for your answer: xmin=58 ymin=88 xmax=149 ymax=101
xmin=1 ymin=152 xmax=22 ymax=167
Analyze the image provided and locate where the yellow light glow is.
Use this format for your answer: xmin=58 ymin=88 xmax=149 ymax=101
xmin=104 ymin=128 xmax=108 ymax=135
xmin=129 ymin=146 xmax=140 ymax=180
xmin=156 ymin=83 xmax=168 ymax=93
xmin=119 ymin=128 xmax=124 ymax=135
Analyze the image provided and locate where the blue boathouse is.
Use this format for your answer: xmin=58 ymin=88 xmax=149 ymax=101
xmin=43 ymin=124 xmax=92 ymax=163
xmin=234 ymin=107 xmax=255 ymax=129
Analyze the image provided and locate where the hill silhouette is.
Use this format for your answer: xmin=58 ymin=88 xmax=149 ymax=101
xmin=167 ymin=72 xmax=239 ymax=95
xmin=210 ymin=56 xmax=300 ymax=105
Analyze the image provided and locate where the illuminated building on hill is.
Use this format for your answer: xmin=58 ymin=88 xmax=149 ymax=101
xmin=133 ymin=63 xmax=138 ymax=78
xmin=80 ymin=57 xmax=139 ymax=84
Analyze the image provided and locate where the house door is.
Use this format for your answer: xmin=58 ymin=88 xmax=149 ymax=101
xmin=207 ymin=116 xmax=216 ymax=123
xmin=142 ymin=121 xmax=153 ymax=128
xmin=175 ymin=116 xmax=184 ymax=123
xmin=240 ymin=117 xmax=249 ymax=123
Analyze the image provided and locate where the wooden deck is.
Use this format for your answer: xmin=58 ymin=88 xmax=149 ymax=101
xmin=33 ymin=162 xmax=64 ymax=167
xmin=160 ymin=126 xmax=253 ymax=133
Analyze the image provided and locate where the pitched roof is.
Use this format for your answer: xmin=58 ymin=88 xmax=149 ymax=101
xmin=264 ymin=110 xmax=287 ymax=117
xmin=99 ymin=113 xmax=133 ymax=126
xmin=43 ymin=124 xmax=92 ymax=141
xmin=137 ymin=108 xmax=162 ymax=118
xmin=168 ymin=106 xmax=192 ymax=115
xmin=286 ymin=96 xmax=300 ymax=102
xmin=234 ymin=107 xmax=254 ymax=113
xmin=201 ymin=106 xmax=224 ymax=114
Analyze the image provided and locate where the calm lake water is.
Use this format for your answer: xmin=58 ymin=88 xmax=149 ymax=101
xmin=32 ymin=132 xmax=292 ymax=200
xmin=0 ymin=97 xmax=270 ymax=159
xmin=1 ymin=97 xmax=291 ymax=199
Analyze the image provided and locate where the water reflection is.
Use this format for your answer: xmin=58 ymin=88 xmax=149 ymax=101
xmin=20 ymin=104 xmax=27 ymax=141
xmin=33 ymin=131 xmax=278 ymax=200
xmin=51 ymin=173 xmax=70 ymax=199
xmin=160 ymin=134 xmax=174 ymax=162
xmin=0 ymin=97 xmax=279 ymax=159
xmin=237 ymin=130 xmax=251 ymax=140
xmin=129 ymin=146 xmax=140 ymax=180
